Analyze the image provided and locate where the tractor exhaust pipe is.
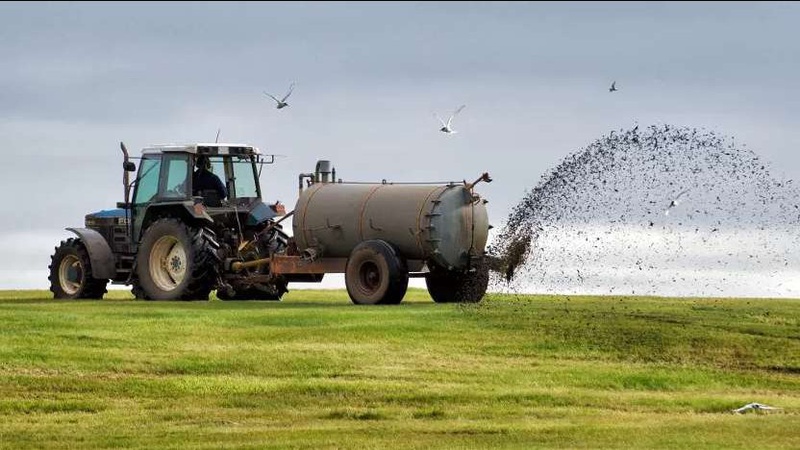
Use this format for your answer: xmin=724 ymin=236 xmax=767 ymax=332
xmin=120 ymin=142 xmax=136 ymax=206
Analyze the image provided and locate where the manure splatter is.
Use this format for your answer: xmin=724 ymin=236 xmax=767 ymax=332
xmin=488 ymin=124 xmax=800 ymax=298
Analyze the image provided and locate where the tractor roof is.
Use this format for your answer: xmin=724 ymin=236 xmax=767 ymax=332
xmin=141 ymin=143 xmax=260 ymax=156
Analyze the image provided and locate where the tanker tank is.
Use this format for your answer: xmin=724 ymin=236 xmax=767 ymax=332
xmin=292 ymin=175 xmax=490 ymax=272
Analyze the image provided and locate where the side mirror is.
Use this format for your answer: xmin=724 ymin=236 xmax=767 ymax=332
xmin=123 ymin=161 xmax=136 ymax=172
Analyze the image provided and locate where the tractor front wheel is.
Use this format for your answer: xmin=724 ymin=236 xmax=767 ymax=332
xmin=48 ymin=238 xmax=108 ymax=299
xmin=135 ymin=218 xmax=220 ymax=300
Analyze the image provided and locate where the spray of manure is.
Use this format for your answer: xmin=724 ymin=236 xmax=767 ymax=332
xmin=488 ymin=124 xmax=800 ymax=298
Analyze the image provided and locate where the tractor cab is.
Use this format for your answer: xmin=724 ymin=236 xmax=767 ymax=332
xmin=127 ymin=143 xmax=282 ymax=243
xmin=135 ymin=143 xmax=265 ymax=207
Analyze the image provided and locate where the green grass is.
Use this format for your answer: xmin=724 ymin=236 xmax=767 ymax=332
xmin=0 ymin=289 xmax=798 ymax=449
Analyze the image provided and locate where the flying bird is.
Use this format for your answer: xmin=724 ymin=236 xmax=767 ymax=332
xmin=732 ymin=403 xmax=782 ymax=414
xmin=664 ymin=189 xmax=689 ymax=216
xmin=609 ymin=81 xmax=618 ymax=92
xmin=435 ymin=104 xmax=466 ymax=134
xmin=264 ymin=82 xmax=295 ymax=109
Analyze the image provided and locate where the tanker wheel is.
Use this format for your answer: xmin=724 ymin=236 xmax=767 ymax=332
xmin=48 ymin=238 xmax=109 ymax=299
xmin=345 ymin=240 xmax=409 ymax=305
xmin=425 ymin=256 xmax=489 ymax=304
xmin=135 ymin=218 xmax=220 ymax=301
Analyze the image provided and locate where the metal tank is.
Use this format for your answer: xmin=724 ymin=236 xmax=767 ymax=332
xmin=292 ymin=176 xmax=490 ymax=271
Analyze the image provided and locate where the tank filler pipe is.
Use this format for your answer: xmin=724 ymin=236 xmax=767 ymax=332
xmin=298 ymin=173 xmax=315 ymax=193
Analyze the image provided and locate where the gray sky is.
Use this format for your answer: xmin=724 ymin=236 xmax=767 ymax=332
xmin=2 ymin=2 xmax=800 ymax=294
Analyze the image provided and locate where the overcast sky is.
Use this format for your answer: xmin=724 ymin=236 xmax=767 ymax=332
xmin=2 ymin=2 xmax=799 ymax=295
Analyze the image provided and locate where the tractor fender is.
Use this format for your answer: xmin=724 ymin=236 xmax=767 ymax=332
xmin=138 ymin=203 xmax=214 ymax=241
xmin=65 ymin=228 xmax=116 ymax=279
xmin=183 ymin=202 xmax=214 ymax=223
xmin=142 ymin=203 xmax=213 ymax=228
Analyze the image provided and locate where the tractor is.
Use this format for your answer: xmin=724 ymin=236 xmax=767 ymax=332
xmin=49 ymin=143 xmax=295 ymax=301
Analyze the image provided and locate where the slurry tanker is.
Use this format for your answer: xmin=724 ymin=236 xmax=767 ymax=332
xmin=49 ymin=143 xmax=492 ymax=304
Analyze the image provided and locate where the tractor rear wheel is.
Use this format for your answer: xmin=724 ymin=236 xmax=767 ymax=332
xmin=135 ymin=218 xmax=220 ymax=300
xmin=425 ymin=257 xmax=489 ymax=304
xmin=48 ymin=238 xmax=108 ymax=299
xmin=345 ymin=240 xmax=408 ymax=305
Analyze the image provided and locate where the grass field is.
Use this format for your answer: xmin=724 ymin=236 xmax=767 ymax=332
xmin=0 ymin=288 xmax=798 ymax=449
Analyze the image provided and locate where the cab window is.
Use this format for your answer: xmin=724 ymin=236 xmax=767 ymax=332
xmin=160 ymin=154 xmax=189 ymax=199
xmin=232 ymin=156 xmax=259 ymax=198
xmin=133 ymin=156 xmax=161 ymax=204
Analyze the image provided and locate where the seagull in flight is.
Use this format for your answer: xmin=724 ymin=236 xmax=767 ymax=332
xmin=732 ymin=403 xmax=781 ymax=414
xmin=435 ymin=104 xmax=466 ymax=134
xmin=264 ymin=82 xmax=295 ymax=109
xmin=664 ymin=189 xmax=689 ymax=216
xmin=609 ymin=81 xmax=618 ymax=92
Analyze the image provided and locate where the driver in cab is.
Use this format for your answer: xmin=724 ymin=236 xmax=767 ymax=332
xmin=192 ymin=155 xmax=227 ymax=204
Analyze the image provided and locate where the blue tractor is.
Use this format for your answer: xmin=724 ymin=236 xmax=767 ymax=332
xmin=48 ymin=142 xmax=295 ymax=301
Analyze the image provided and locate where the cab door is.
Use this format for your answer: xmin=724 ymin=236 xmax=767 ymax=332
xmin=130 ymin=154 xmax=190 ymax=241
